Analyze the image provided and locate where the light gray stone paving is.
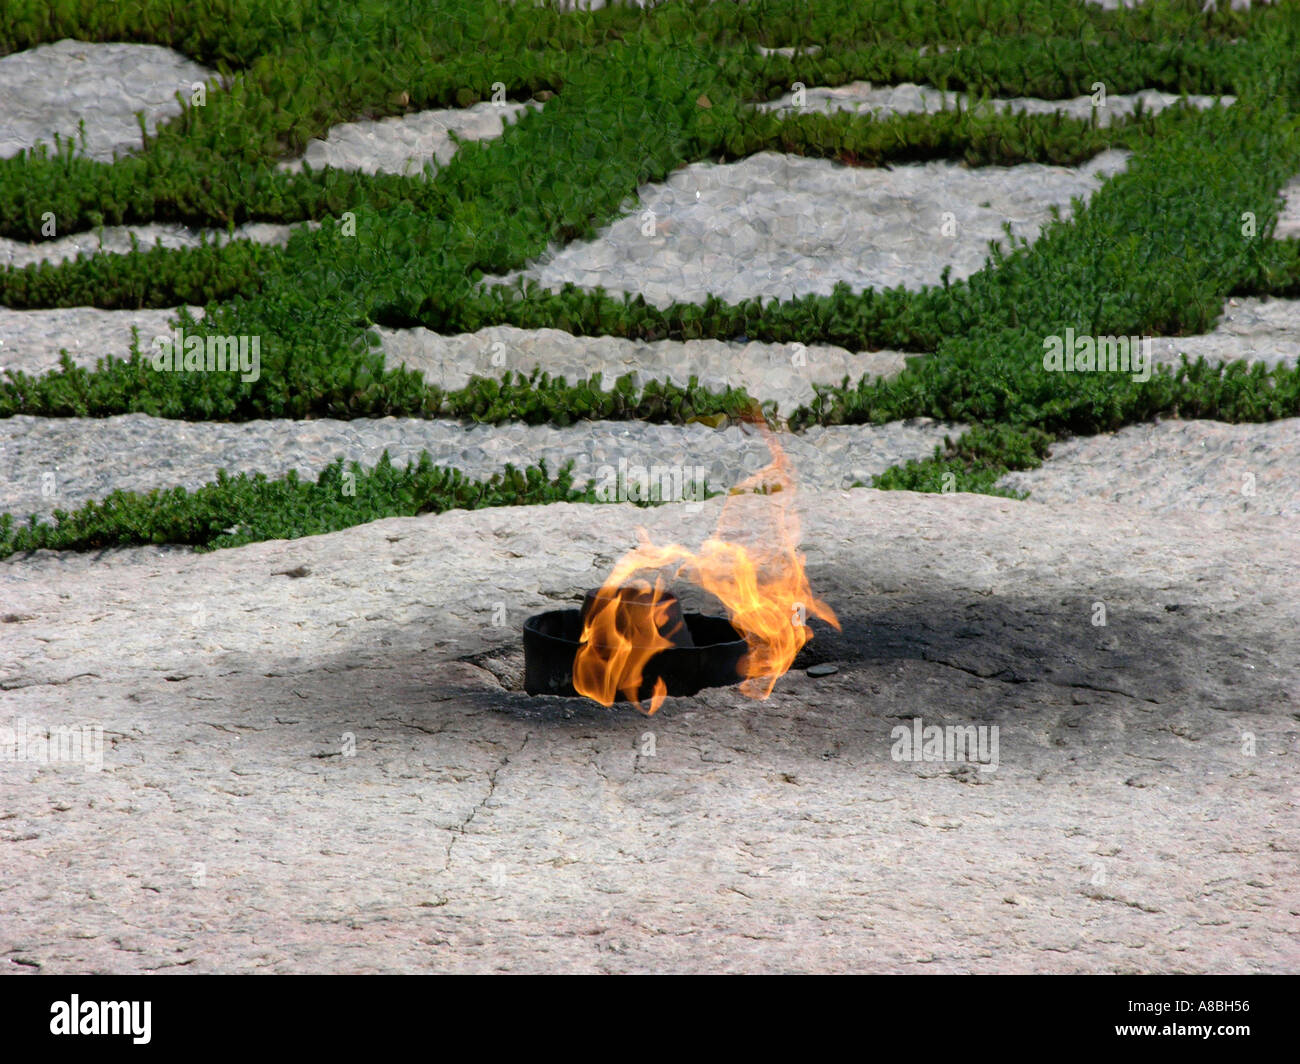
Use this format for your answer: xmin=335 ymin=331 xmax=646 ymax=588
xmin=478 ymin=150 xmax=1133 ymax=307
xmin=1147 ymin=297 xmax=1300 ymax=370
xmin=0 ymin=222 xmax=304 ymax=271
xmin=754 ymin=81 xmax=1233 ymax=124
xmin=1 ymin=490 xmax=1296 ymax=972
xmin=0 ymin=413 xmax=956 ymax=519
xmin=276 ymin=99 xmax=545 ymax=177
xmin=1276 ymin=173 xmax=1300 ymax=240
xmin=370 ymin=323 xmax=910 ymax=412
xmin=0 ymin=307 xmax=205 ymax=375
xmin=754 ymin=45 xmax=823 ymax=58
xmin=0 ymin=310 xmax=905 ymax=416
xmin=0 ymin=39 xmax=214 ymax=162
xmin=6 ymin=298 xmax=1300 ymax=385
xmin=998 ymin=417 xmax=1300 ymax=516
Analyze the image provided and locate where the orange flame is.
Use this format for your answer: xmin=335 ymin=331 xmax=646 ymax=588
xmin=572 ymin=423 xmax=839 ymax=714
xmin=571 ymin=577 xmax=678 ymax=714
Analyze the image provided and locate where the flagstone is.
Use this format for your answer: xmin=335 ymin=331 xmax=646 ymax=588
xmin=998 ymin=418 xmax=1300 ymax=516
xmin=0 ymin=222 xmax=305 ymax=271
xmin=276 ymin=99 xmax=545 ymax=178
xmin=478 ymin=150 xmax=1133 ymax=307
xmin=755 ymin=81 xmax=1233 ymax=124
xmin=0 ymin=413 xmax=955 ymax=520
xmin=0 ymin=39 xmax=213 ymax=163
xmin=2 ymin=488 xmax=1295 ymax=972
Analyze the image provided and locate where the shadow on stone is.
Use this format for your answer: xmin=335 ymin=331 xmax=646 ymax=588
xmin=278 ymin=566 xmax=1292 ymax=749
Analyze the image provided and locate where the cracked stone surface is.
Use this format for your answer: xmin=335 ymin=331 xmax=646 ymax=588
xmin=0 ymin=39 xmax=214 ymax=162
xmin=478 ymin=149 xmax=1133 ymax=307
xmin=1 ymin=489 xmax=1296 ymax=972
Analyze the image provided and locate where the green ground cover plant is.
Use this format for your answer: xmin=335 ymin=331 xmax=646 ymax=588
xmin=2 ymin=0 xmax=1298 ymax=548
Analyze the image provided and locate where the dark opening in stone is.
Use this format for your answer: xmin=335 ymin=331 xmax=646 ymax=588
xmin=523 ymin=589 xmax=746 ymax=701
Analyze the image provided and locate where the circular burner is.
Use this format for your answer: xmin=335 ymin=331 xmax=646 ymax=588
xmin=522 ymin=608 xmax=746 ymax=701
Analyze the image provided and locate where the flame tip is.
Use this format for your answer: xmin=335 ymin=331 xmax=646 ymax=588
xmin=573 ymin=429 xmax=834 ymax=707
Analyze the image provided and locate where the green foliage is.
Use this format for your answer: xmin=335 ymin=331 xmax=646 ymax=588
xmin=4 ymin=0 xmax=1300 ymax=542
xmin=727 ymin=98 xmax=1196 ymax=168
xmin=791 ymin=93 xmax=1300 ymax=442
xmin=447 ymin=278 xmax=951 ymax=353
xmin=0 ymin=347 xmax=764 ymax=425
xmin=872 ymin=424 xmax=1053 ymax=496
xmin=1234 ymin=239 xmax=1300 ymax=298
xmin=0 ymin=454 xmax=597 ymax=557
xmin=0 ymin=235 xmax=280 ymax=308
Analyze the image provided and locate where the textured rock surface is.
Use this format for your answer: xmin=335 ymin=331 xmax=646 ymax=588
xmin=0 ymin=414 xmax=955 ymax=519
xmin=0 ymin=39 xmax=213 ymax=162
xmin=755 ymin=81 xmax=1233 ymax=123
xmin=2 ymin=490 xmax=1296 ymax=973
xmin=999 ymin=418 xmax=1300 ymax=516
xmin=1147 ymin=296 xmax=1300 ymax=370
xmin=7 ymin=297 xmax=1300 ymax=384
xmin=0 ymin=307 xmax=206 ymax=375
xmin=277 ymin=99 xmax=544 ymax=177
xmin=479 ymin=150 xmax=1132 ymax=307
xmin=0 ymin=222 xmax=303 ymax=271
xmin=370 ymin=323 xmax=910 ymax=411
xmin=1277 ymin=174 xmax=1300 ymax=240
xmin=0 ymin=308 xmax=909 ymax=414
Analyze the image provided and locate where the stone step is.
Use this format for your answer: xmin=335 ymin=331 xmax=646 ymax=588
xmin=0 ymin=413 xmax=956 ymax=519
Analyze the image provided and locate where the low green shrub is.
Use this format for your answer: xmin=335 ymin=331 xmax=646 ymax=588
xmin=0 ymin=453 xmax=596 ymax=556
